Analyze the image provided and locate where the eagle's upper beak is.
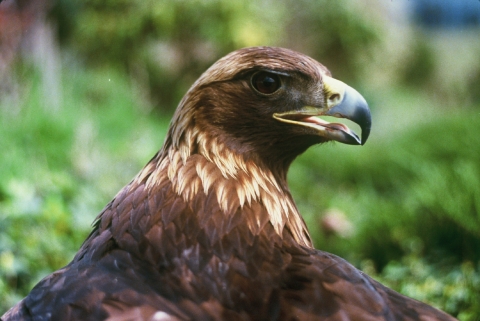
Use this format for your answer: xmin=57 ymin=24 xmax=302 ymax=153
xmin=273 ymin=76 xmax=371 ymax=145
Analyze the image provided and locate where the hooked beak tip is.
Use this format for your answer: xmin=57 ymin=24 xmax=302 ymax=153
xmin=325 ymin=84 xmax=372 ymax=145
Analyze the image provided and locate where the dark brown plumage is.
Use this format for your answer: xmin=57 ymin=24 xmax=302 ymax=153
xmin=2 ymin=47 xmax=455 ymax=321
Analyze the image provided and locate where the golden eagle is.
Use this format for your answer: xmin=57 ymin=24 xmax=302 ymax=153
xmin=2 ymin=47 xmax=456 ymax=320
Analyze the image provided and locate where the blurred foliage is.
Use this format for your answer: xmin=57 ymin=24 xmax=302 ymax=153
xmin=282 ymin=0 xmax=380 ymax=82
xmin=364 ymin=258 xmax=480 ymax=319
xmin=48 ymin=0 xmax=381 ymax=111
xmin=468 ymin=69 xmax=480 ymax=104
xmin=400 ymin=36 xmax=436 ymax=89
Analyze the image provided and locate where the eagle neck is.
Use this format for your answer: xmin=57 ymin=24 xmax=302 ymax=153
xmin=145 ymin=131 xmax=313 ymax=248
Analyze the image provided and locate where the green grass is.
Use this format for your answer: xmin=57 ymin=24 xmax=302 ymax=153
xmin=1 ymin=64 xmax=479 ymax=319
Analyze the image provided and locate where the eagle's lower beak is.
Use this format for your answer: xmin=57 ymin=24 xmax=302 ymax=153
xmin=273 ymin=76 xmax=372 ymax=145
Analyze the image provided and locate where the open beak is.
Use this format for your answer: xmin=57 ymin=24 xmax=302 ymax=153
xmin=273 ymin=76 xmax=371 ymax=145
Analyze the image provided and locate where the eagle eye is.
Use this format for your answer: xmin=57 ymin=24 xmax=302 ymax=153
xmin=251 ymin=71 xmax=281 ymax=95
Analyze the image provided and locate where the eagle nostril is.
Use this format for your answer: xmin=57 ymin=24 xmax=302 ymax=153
xmin=328 ymin=93 xmax=341 ymax=105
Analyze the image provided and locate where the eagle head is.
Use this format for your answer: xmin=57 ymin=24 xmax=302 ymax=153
xmin=167 ymin=46 xmax=371 ymax=171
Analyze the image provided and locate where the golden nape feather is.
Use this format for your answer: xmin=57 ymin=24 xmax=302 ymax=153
xmin=1 ymin=47 xmax=456 ymax=321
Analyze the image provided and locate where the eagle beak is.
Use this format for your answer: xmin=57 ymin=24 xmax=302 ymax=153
xmin=322 ymin=76 xmax=371 ymax=145
xmin=273 ymin=76 xmax=372 ymax=145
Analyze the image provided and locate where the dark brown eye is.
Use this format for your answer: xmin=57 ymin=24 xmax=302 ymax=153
xmin=251 ymin=71 xmax=281 ymax=95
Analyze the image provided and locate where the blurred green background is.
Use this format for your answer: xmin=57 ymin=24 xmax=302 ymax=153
xmin=1 ymin=0 xmax=480 ymax=319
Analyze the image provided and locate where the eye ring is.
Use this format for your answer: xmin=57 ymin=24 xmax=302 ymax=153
xmin=251 ymin=71 xmax=282 ymax=95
